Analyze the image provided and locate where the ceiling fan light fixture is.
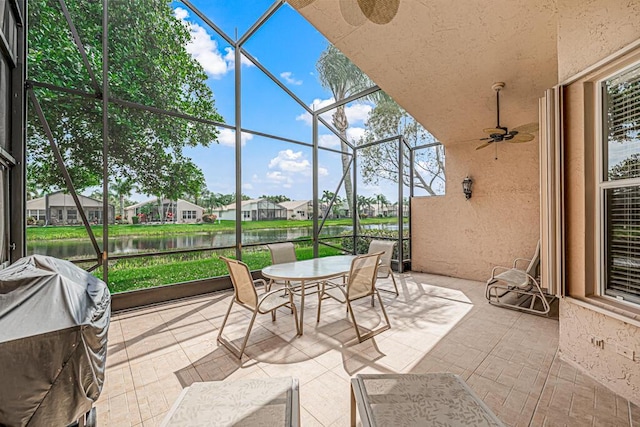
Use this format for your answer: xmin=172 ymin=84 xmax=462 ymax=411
xmin=474 ymin=82 xmax=538 ymax=151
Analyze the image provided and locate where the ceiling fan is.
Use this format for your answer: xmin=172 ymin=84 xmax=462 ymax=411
xmin=474 ymin=82 xmax=538 ymax=151
xmin=287 ymin=0 xmax=400 ymax=25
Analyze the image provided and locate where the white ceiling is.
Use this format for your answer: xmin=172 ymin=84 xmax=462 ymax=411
xmin=290 ymin=0 xmax=559 ymax=146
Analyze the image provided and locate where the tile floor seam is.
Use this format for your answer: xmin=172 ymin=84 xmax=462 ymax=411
xmin=467 ymin=311 xmax=517 ymax=380
xmin=527 ymin=349 xmax=560 ymax=427
xmin=629 ymin=400 xmax=633 ymax=426
xmin=122 ymin=317 xmax=171 ymax=424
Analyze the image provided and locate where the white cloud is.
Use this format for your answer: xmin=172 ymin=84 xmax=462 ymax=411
xmin=318 ymin=134 xmax=340 ymax=148
xmin=280 ymin=71 xmax=302 ymax=86
xmin=347 ymin=126 xmax=366 ymax=142
xmin=174 ymin=7 xmax=189 ymax=20
xmin=318 ymin=167 xmax=329 ymax=176
xmin=296 ymin=97 xmax=372 ymax=127
xmin=265 ymin=171 xmax=294 ymax=189
xmin=216 ymin=128 xmax=254 ymax=147
xmin=317 ymin=126 xmax=366 ymax=149
xmin=268 ymin=149 xmax=310 ymax=173
xmin=174 ymin=7 xmax=252 ymax=78
xmin=242 ymin=183 xmax=254 ymax=190
xmin=223 ymin=47 xmax=254 ymax=70
xmin=345 ymin=104 xmax=372 ymax=124
xmin=266 ymin=171 xmax=288 ymax=182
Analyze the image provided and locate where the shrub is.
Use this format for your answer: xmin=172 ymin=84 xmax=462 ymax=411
xmin=341 ymin=229 xmax=409 ymax=259
xmin=26 ymin=216 xmax=35 ymax=225
xmin=202 ymin=214 xmax=217 ymax=223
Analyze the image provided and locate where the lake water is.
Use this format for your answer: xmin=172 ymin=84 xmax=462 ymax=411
xmin=27 ymin=223 xmax=401 ymax=259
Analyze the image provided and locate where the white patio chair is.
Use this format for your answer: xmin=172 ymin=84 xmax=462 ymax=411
xmin=485 ymin=241 xmax=550 ymax=315
xmin=316 ymin=252 xmax=391 ymax=342
xmin=218 ymin=256 xmax=300 ymax=358
xmin=368 ymin=240 xmax=399 ymax=296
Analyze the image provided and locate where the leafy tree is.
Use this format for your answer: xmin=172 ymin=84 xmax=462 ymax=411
xmin=27 ymin=0 xmax=223 ymax=199
xmin=358 ymin=93 xmax=445 ymax=195
xmin=185 ymin=183 xmax=210 ymax=207
xmin=26 ymin=168 xmax=45 ymax=200
xmin=215 ymin=193 xmax=236 ymax=207
xmin=260 ymin=194 xmax=291 ymax=203
xmin=609 ymin=153 xmax=640 ymax=180
xmin=316 ymin=45 xmax=370 ymax=217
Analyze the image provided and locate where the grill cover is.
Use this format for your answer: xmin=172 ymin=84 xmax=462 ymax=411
xmin=0 ymin=255 xmax=110 ymax=427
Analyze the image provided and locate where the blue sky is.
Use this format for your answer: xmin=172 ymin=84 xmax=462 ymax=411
xmin=129 ymin=1 xmax=418 ymax=204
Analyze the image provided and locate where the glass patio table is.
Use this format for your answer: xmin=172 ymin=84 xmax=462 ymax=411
xmin=261 ymin=255 xmax=356 ymax=335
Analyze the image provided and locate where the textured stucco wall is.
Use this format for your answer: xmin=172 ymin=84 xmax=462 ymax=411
xmin=560 ymin=299 xmax=640 ymax=406
xmin=558 ymin=0 xmax=640 ymax=82
xmin=411 ymin=140 xmax=539 ymax=281
xmin=558 ymin=0 xmax=640 ymax=405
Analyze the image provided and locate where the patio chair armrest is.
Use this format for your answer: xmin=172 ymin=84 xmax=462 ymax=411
xmin=512 ymin=258 xmax=531 ymax=269
xmin=490 ymin=265 xmax=512 ymax=278
xmin=253 ymin=278 xmax=268 ymax=293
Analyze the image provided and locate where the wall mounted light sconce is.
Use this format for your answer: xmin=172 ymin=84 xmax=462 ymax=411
xmin=462 ymin=176 xmax=473 ymax=200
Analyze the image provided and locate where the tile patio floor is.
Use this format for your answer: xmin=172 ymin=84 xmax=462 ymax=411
xmin=97 ymin=272 xmax=639 ymax=426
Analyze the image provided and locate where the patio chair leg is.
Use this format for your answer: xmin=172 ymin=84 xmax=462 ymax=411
xmin=238 ymin=311 xmax=259 ymax=359
xmin=317 ymin=283 xmax=324 ymax=322
xmin=351 ymin=291 xmax=392 ymax=343
xmin=377 ymin=289 xmax=391 ymax=329
xmin=289 ymin=292 xmax=301 ymax=336
xmin=346 ymin=299 xmax=362 ymax=342
xmin=217 ymin=298 xmax=235 ymax=342
xmin=390 ymin=272 xmax=399 ymax=296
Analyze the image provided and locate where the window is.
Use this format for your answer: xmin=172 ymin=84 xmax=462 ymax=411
xmin=182 ymin=210 xmax=196 ymax=220
xmin=600 ymin=61 xmax=640 ymax=305
xmin=67 ymin=209 xmax=77 ymax=220
xmin=243 ymin=211 xmax=250 ymax=219
xmin=296 ymin=210 xmax=305 ymax=217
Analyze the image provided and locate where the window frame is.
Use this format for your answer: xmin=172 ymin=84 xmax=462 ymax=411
xmin=181 ymin=210 xmax=196 ymax=220
xmin=597 ymin=58 xmax=640 ymax=307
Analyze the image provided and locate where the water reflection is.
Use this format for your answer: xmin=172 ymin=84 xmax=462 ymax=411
xmin=27 ymin=224 xmax=399 ymax=259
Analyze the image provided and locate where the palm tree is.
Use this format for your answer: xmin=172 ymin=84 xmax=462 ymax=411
xmin=316 ymin=45 xmax=370 ymax=220
xmin=111 ymin=178 xmax=134 ymax=220
xmin=375 ymin=193 xmax=390 ymax=217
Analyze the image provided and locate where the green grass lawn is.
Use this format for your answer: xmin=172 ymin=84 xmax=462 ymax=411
xmin=27 ymin=217 xmax=404 ymax=241
xmin=100 ymin=244 xmax=344 ymax=293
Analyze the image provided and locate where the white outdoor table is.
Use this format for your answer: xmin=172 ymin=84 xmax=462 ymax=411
xmin=350 ymin=373 xmax=506 ymax=427
xmin=262 ymin=255 xmax=356 ymax=335
xmin=160 ymin=377 xmax=300 ymax=427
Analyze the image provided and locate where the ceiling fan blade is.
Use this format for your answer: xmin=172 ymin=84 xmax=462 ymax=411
xmin=511 ymin=122 xmax=539 ymax=133
xmin=476 ymin=141 xmax=493 ymax=150
xmin=483 ymin=127 xmax=507 ymax=135
xmin=288 ymin=0 xmax=316 ymax=7
xmin=357 ymin=0 xmax=400 ymax=24
xmin=509 ymin=133 xmax=535 ymax=143
xmin=340 ymin=0 xmax=367 ymax=25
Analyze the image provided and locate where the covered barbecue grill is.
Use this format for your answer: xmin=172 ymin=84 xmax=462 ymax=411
xmin=0 ymin=255 xmax=110 ymax=427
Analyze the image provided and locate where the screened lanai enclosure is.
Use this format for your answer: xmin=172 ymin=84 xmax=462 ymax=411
xmin=12 ymin=0 xmax=445 ymax=307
